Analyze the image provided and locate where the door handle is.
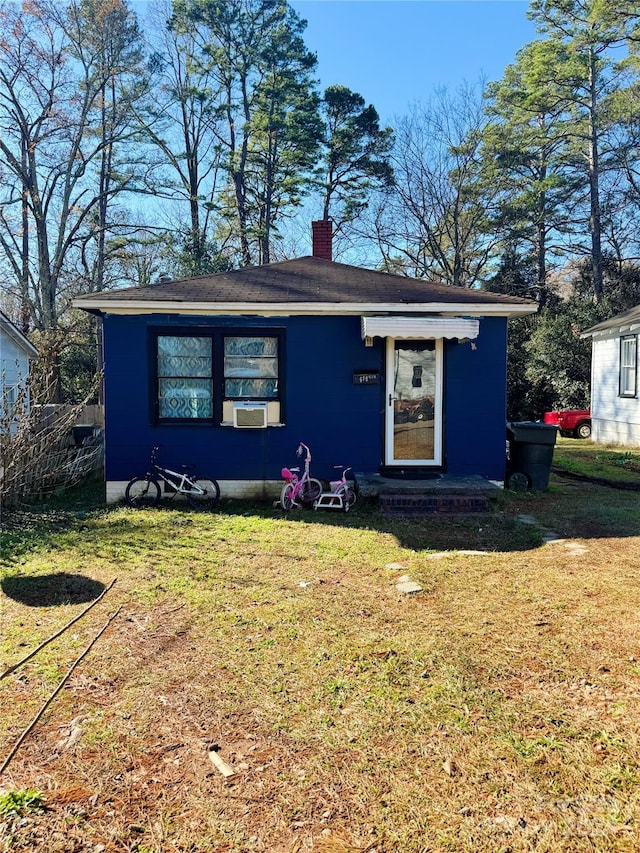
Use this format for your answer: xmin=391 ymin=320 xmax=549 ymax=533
xmin=388 ymin=393 xmax=393 ymax=406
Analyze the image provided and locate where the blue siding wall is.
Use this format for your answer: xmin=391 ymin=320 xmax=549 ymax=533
xmin=104 ymin=314 xmax=384 ymax=483
xmin=444 ymin=316 xmax=507 ymax=479
xmin=103 ymin=313 xmax=508 ymax=483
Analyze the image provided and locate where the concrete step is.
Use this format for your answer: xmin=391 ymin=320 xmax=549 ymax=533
xmin=355 ymin=472 xmax=501 ymax=499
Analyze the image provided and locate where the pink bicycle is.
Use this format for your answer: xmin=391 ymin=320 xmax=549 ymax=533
xmin=279 ymin=442 xmax=323 ymax=511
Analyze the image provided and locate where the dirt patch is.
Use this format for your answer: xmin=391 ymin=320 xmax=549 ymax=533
xmin=552 ymin=466 xmax=640 ymax=490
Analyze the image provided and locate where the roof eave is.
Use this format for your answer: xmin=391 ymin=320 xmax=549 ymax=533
xmin=71 ymin=298 xmax=538 ymax=319
xmin=582 ymin=321 xmax=640 ymax=339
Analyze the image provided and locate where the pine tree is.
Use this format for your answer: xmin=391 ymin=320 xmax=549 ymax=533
xmin=528 ymin=0 xmax=640 ymax=300
xmin=171 ymin=0 xmax=322 ymax=266
xmin=320 ymin=85 xmax=393 ymax=229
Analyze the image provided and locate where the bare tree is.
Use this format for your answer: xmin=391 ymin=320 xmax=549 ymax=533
xmin=64 ymin=0 xmax=149 ymax=293
xmin=0 ymin=0 xmax=147 ymax=334
xmin=133 ymin=0 xmax=230 ymax=275
xmin=170 ymin=0 xmax=322 ymax=267
xmin=372 ymin=85 xmax=498 ymax=287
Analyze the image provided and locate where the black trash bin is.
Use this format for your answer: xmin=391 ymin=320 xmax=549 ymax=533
xmin=506 ymin=421 xmax=559 ymax=491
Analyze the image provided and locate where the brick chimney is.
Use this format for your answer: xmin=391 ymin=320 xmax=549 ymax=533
xmin=312 ymin=219 xmax=332 ymax=261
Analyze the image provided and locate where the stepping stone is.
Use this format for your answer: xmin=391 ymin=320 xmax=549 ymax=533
xmin=565 ymin=543 xmax=589 ymax=556
xmin=517 ymin=514 xmax=538 ymax=525
xmin=542 ymin=532 xmax=564 ymax=543
xmin=396 ymin=580 xmax=423 ymax=594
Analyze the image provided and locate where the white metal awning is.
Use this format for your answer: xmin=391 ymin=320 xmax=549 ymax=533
xmin=361 ymin=316 xmax=479 ymax=340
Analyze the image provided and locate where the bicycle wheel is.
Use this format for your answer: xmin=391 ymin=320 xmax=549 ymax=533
xmin=280 ymin=482 xmax=297 ymax=511
xmin=185 ymin=477 xmax=220 ymax=510
xmin=301 ymin=477 xmax=323 ymax=504
xmin=339 ymin=486 xmax=357 ymax=512
xmin=125 ymin=476 xmax=161 ymax=508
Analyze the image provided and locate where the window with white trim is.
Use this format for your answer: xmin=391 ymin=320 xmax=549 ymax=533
xmin=620 ymin=335 xmax=637 ymax=398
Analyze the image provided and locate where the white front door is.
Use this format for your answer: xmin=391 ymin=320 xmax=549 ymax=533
xmin=385 ymin=338 xmax=443 ymax=466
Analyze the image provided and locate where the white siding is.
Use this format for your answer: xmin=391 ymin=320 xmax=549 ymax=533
xmin=106 ymin=479 xmax=282 ymax=505
xmin=591 ymin=336 xmax=640 ymax=446
xmin=0 ymin=327 xmax=33 ymax=426
xmin=0 ymin=331 xmax=31 ymax=383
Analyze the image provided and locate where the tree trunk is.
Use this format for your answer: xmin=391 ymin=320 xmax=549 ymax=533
xmin=261 ymin=119 xmax=277 ymax=265
xmin=20 ymin=135 xmax=30 ymax=334
xmin=232 ymin=76 xmax=252 ymax=267
xmin=536 ymin=163 xmax=548 ymax=308
xmin=536 ymin=218 xmax=548 ymax=308
xmin=95 ymin=78 xmax=113 ymax=293
xmin=588 ymin=46 xmax=604 ymax=301
xmin=181 ymin=95 xmax=202 ymax=259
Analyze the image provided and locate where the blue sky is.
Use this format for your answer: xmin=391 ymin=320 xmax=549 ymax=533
xmin=290 ymin=1 xmax=538 ymax=123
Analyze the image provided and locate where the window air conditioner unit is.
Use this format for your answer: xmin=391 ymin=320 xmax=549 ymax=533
xmin=232 ymin=401 xmax=268 ymax=428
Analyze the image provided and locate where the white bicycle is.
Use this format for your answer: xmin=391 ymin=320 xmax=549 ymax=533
xmin=125 ymin=445 xmax=220 ymax=510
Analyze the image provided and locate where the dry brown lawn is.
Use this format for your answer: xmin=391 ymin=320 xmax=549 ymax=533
xmin=1 ymin=467 xmax=640 ymax=852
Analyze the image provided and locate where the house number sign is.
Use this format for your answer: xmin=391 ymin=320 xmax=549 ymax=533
xmin=353 ymin=370 xmax=380 ymax=385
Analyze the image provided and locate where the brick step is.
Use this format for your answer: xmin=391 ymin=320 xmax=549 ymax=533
xmin=379 ymin=492 xmax=490 ymax=515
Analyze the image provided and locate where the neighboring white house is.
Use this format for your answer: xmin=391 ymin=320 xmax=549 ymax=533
xmin=582 ymin=305 xmax=640 ymax=446
xmin=0 ymin=311 xmax=39 ymax=430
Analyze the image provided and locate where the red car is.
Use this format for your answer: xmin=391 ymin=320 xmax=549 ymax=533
xmin=543 ymin=408 xmax=591 ymax=439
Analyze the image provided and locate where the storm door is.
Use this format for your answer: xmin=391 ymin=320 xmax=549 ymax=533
xmin=385 ymin=338 xmax=443 ymax=466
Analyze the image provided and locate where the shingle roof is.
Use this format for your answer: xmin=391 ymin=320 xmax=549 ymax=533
xmin=73 ymin=256 xmax=536 ymax=313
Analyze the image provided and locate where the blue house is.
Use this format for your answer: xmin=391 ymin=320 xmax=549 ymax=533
xmin=74 ymin=222 xmax=536 ymax=502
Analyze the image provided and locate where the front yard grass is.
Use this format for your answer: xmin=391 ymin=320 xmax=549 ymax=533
xmin=1 ymin=469 xmax=640 ymax=852
xmin=552 ymin=435 xmax=640 ymax=485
